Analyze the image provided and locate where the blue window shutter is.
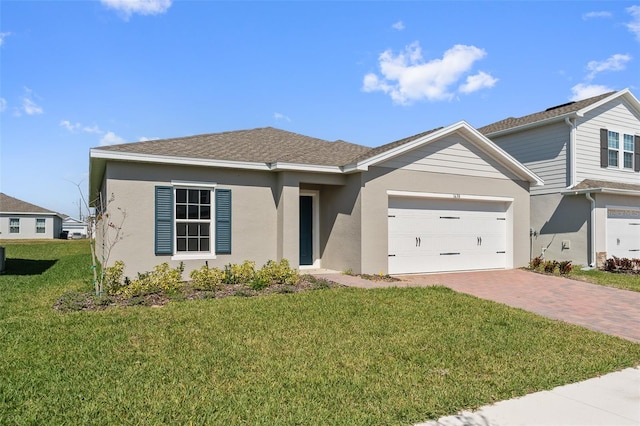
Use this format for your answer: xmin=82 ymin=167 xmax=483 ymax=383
xmin=155 ymin=186 xmax=174 ymax=255
xmin=215 ymin=189 xmax=232 ymax=254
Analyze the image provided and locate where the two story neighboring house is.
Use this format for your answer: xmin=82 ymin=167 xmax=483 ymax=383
xmin=480 ymin=89 xmax=640 ymax=267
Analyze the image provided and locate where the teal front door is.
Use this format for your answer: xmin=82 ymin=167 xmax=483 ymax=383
xmin=299 ymin=196 xmax=313 ymax=266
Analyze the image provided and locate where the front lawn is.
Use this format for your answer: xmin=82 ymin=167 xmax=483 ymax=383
xmin=570 ymin=267 xmax=640 ymax=293
xmin=2 ymin=240 xmax=640 ymax=425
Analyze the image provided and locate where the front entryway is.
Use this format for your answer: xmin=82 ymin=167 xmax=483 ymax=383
xmin=299 ymin=195 xmax=313 ymax=266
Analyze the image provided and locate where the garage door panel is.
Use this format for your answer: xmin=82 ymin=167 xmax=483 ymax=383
xmin=607 ymin=209 xmax=640 ymax=259
xmin=388 ymin=197 xmax=508 ymax=274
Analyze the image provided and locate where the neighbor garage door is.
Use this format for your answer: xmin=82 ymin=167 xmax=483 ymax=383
xmin=388 ymin=197 xmax=508 ymax=274
xmin=607 ymin=208 xmax=640 ymax=259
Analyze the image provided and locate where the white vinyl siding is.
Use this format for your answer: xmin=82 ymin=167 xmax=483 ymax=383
xmin=378 ymin=134 xmax=519 ymax=180
xmin=576 ymin=99 xmax=640 ymax=185
xmin=490 ymin=121 xmax=568 ymax=195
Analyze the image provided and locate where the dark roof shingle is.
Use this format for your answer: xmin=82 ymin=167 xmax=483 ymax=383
xmin=95 ymin=127 xmax=372 ymax=167
xmin=478 ymin=91 xmax=615 ymax=135
xmin=0 ymin=193 xmax=58 ymax=214
xmin=570 ymin=179 xmax=640 ymax=192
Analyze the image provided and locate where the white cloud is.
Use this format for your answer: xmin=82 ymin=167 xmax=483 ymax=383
xmin=362 ymin=42 xmax=496 ymax=104
xmin=273 ymin=112 xmax=291 ymax=122
xmin=19 ymin=87 xmax=43 ymax=115
xmin=459 ymin=71 xmax=498 ymax=94
xmin=627 ymin=5 xmax=640 ymax=41
xmin=101 ymin=0 xmax=172 ymax=19
xmin=586 ymin=53 xmax=632 ymax=80
xmin=582 ymin=11 xmax=612 ymax=20
xmin=569 ymin=83 xmax=613 ymax=101
xmin=60 ymin=120 xmax=103 ymax=134
xmin=0 ymin=32 xmax=11 ymax=46
xmin=391 ymin=21 xmax=405 ymax=31
xmin=138 ymin=136 xmax=159 ymax=141
xmin=100 ymin=131 xmax=126 ymax=146
xmin=0 ymin=98 xmax=6 ymax=113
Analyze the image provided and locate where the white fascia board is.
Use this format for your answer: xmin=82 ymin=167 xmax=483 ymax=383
xmin=1 ymin=211 xmax=64 ymax=218
xmin=564 ymin=187 xmax=640 ymax=197
xmin=387 ymin=189 xmax=514 ymax=203
xmin=268 ymin=162 xmax=343 ymax=174
xmin=90 ymin=149 xmax=271 ymax=171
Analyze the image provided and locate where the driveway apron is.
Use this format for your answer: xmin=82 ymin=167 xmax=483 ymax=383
xmin=400 ymin=269 xmax=640 ymax=343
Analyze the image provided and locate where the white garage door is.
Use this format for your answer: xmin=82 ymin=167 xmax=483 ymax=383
xmin=607 ymin=208 xmax=640 ymax=259
xmin=388 ymin=197 xmax=508 ymax=274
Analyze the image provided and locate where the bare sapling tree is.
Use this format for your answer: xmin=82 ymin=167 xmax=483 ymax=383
xmin=74 ymin=182 xmax=127 ymax=295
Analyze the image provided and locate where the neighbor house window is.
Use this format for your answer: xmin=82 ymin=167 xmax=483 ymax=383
xmin=608 ymin=131 xmax=619 ymax=167
xmin=175 ymin=188 xmax=211 ymax=253
xmin=623 ymin=134 xmax=634 ymax=169
xmin=9 ymin=218 xmax=20 ymax=234
xmin=36 ymin=218 xmax=46 ymax=234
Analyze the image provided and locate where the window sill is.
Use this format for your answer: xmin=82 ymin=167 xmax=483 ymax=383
xmin=171 ymin=253 xmax=217 ymax=261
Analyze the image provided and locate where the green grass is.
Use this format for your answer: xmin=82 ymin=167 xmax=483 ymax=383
xmin=2 ymin=240 xmax=640 ymax=424
xmin=570 ymin=266 xmax=640 ymax=292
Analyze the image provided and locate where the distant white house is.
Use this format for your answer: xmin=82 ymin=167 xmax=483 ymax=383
xmin=62 ymin=216 xmax=91 ymax=239
xmin=0 ymin=193 xmax=65 ymax=239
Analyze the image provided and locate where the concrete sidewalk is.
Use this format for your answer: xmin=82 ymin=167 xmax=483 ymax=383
xmin=415 ymin=366 xmax=640 ymax=426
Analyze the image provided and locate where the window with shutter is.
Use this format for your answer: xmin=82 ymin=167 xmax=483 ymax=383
xmin=155 ymin=186 xmax=174 ymax=255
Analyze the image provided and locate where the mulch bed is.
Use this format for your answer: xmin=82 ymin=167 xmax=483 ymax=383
xmin=53 ymin=275 xmax=344 ymax=312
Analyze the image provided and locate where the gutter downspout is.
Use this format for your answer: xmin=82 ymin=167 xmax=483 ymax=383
xmin=564 ymin=117 xmax=576 ymax=188
xmin=585 ymin=192 xmax=596 ymax=267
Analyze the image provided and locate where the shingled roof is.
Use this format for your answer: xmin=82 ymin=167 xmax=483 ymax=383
xmin=570 ymin=179 xmax=640 ymax=193
xmin=0 ymin=193 xmax=60 ymax=215
xmin=478 ymin=91 xmax=615 ymax=135
xmin=95 ymin=127 xmax=372 ymax=167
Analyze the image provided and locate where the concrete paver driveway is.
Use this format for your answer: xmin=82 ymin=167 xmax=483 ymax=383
xmin=400 ymin=269 xmax=640 ymax=343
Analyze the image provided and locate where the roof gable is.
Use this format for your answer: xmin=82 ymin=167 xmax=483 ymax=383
xmin=478 ymin=90 xmax=638 ymax=136
xmin=351 ymin=121 xmax=543 ymax=185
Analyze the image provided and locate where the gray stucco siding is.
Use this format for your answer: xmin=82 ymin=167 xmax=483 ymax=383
xmin=359 ymin=167 xmax=532 ymax=275
xmin=491 ymin=122 xmax=569 ymax=195
xmin=575 ymin=99 xmax=640 ymax=185
xmin=102 ymin=161 xmax=280 ymax=278
xmin=529 ymin=193 xmax=590 ymax=265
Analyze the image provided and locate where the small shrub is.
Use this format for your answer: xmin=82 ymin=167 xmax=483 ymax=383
xmin=223 ymin=261 xmax=256 ymax=284
xmin=93 ymin=294 xmax=114 ymax=307
xmin=558 ymin=260 xmax=573 ymax=275
xmin=104 ymin=260 xmax=125 ymax=295
xmin=119 ymin=262 xmax=184 ymax=298
xmin=254 ymin=259 xmax=299 ymax=287
xmin=529 ymin=256 xmax=543 ymax=270
xmin=603 ymin=256 xmax=640 ymax=274
xmin=543 ymin=260 xmax=558 ymax=274
xmin=190 ymin=265 xmax=225 ymax=290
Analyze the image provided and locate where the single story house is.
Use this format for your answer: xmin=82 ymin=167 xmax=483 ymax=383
xmin=89 ymin=121 xmax=542 ymax=278
xmin=0 ymin=193 xmax=64 ymax=240
xmin=62 ymin=217 xmax=91 ymax=239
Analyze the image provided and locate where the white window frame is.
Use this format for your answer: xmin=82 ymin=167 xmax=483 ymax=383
xmin=9 ymin=218 xmax=20 ymax=234
xmin=608 ymin=130 xmax=635 ymax=170
xmin=171 ymin=181 xmax=217 ymax=261
xmin=36 ymin=218 xmax=46 ymax=234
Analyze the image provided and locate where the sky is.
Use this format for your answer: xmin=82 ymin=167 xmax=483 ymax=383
xmin=1 ymin=0 xmax=639 ymax=218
